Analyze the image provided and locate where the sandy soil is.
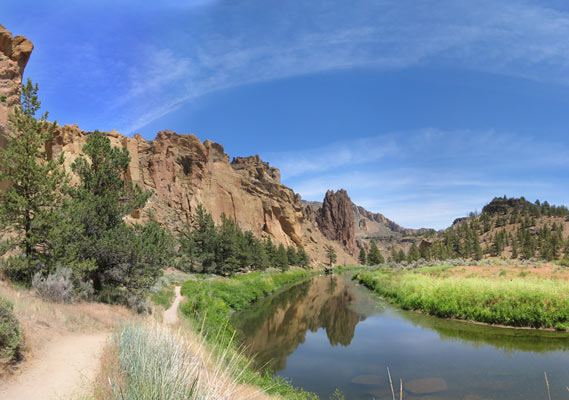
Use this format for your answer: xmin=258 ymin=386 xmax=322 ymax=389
xmin=0 ymin=332 xmax=108 ymax=400
xmin=163 ymin=286 xmax=182 ymax=325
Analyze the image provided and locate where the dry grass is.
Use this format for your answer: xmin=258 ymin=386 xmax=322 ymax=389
xmin=0 ymin=279 xmax=133 ymax=362
xmin=426 ymin=263 xmax=569 ymax=280
xmin=94 ymin=320 xmax=277 ymax=400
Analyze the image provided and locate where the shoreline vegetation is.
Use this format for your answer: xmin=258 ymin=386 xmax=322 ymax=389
xmin=354 ymin=264 xmax=569 ymax=331
xmin=178 ymin=268 xmax=320 ymax=400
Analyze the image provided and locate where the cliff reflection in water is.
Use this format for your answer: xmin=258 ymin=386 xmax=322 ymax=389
xmin=232 ymin=275 xmax=366 ymax=371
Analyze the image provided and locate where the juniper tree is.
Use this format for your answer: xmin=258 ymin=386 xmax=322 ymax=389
xmin=324 ymin=244 xmax=337 ymax=267
xmin=367 ymin=241 xmax=384 ymax=265
xmin=0 ymin=79 xmax=67 ymax=282
xmin=358 ymin=247 xmax=367 ymax=265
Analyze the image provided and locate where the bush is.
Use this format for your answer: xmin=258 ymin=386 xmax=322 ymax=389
xmin=32 ymin=266 xmax=74 ymax=304
xmin=0 ymin=297 xmax=22 ymax=365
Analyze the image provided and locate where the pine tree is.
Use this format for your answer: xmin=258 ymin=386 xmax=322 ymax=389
xmin=358 ymin=247 xmax=367 ymax=265
xmin=324 ymin=244 xmax=337 ymax=267
xmin=407 ymin=242 xmax=420 ymax=262
xmin=296 ymin=247 xmax=310 ymax=268
xmin=473 ymin=231 xmax=483 ymax=261
xmin=275 ymin=243 xmax=288 ymax=270
xmin=367 ymin=241 xmax=384 ymax=265
xmin=286 ymin=245 xmax=298 ymax=266
xmin=0 ymin=79 xmax=67 ymax=282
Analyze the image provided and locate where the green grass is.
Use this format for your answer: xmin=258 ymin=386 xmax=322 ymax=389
xmin=151 ymin=287 xmax=175 ymax=308
xmin=0 ymin=297 xmax=22 ymax=366
xmin=180 ymin=269 xmax=317 ymax=399
xmin=355 ymin=269 xmax=569 ymax=330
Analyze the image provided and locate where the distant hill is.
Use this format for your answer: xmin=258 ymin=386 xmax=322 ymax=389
xmin=421 ymin=196 xmax=569 ymax=262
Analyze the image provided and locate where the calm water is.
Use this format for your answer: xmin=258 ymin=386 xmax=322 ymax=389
xmin=231 ymin=275 xmax=569 ymax=400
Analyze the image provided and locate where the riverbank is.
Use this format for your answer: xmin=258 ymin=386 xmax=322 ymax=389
xmin=354 ymin=265 xmax=569 ymax=330
xmin=179 ymin=268 xmax=319 ymax=400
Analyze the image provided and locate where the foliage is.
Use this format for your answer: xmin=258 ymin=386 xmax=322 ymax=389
xmin=0 ymin=79 xmax=67 ymax=283
xmin=180 ymin=205 xmax=308 ymax=274
xmin=179 ymin=270 xmax=316 ymax=399
xmin=358 ymin=247 xmax=366 ymax=265
xmin=356 ymin=269 xmax=569 ymax=329
xmin=0 ymin=297 xmax=22 ymax=365
xmin=367 ymin=241 xmax=384 ymax=265
xmin=31 ymin=265 xmax=74 ymax=303
xmin=151 ymin=287 xmax=176 ymax=308
xmin=50 ymin=132 xmax=173 ymax=306
xmin=180 ymin=270 xmax=311 ymax=340
xmin=324 ymin=245 xmax=337 ymax=266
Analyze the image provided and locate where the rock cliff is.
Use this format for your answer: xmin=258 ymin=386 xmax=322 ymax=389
xmin=315 ymin=190 xmax=357 ymax=255
xmin=0 ymin=25 xmax=359 ymax=264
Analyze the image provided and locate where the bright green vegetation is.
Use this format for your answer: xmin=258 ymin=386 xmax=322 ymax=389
xmin=355 ymin=269 xmax=569 ymax=330
xmin=151 ymin=287 xmax=175 ymax=308
xmin=179 ymin=205 xmax=309 ymax=275
xmin=180 ymin=269 xmax=312 ymax=338
xmin=0 ymin=297 xmax=22 ymax=366
xmin=180 ymin=270 xmax=318 ymax=399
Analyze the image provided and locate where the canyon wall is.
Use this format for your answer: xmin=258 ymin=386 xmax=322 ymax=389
xmin=0 ymin=25 xmax=358 ymax=264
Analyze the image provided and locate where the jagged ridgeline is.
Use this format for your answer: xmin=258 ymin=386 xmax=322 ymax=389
xmin=427 ymin=196 xmax=569 ymax=262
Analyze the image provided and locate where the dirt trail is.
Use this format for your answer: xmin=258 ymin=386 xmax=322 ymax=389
xmin=0 ymin=332 xmax=108 ymax=400
xmin=163 ymin=286 xmax=182 ymax=325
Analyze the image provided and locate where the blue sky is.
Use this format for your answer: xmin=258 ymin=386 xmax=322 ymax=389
xmin=4 ymin=0 xmax=569 ymax=229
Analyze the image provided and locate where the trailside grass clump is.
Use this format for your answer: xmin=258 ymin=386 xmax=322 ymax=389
xmin=356 ymin=269 xmax=569 ymax=330
xmin=100 ymin=322 xmax=268 ymax=400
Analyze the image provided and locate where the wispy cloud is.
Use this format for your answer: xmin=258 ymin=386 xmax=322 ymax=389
xmin=268 ymin=128 xmax=568 ymax=229
xmin=97 ymin=0 xmax=569 ymax=133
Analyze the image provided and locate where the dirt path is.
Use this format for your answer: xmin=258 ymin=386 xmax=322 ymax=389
xmin=163 ymin=286 xmax=182 ymax=325
xmin=0 ymin=332 xmax=108 ymax=400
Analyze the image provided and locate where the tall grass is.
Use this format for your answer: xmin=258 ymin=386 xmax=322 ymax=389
xmin=356 ymin=269 xmax=569 ymax=330
xmin=180 ymin=269 xmax=312 ymax=339
xmin=102 ymin=322 xmax=263 ymax=400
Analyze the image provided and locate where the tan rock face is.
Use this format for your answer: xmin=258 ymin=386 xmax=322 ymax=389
xmin=316 ymin=189 xmax=357 ymax=255
xmin=0 ymin=25 xmax=33 ymax=139
xmin=0 ymin=24 xmax=360 ymax=265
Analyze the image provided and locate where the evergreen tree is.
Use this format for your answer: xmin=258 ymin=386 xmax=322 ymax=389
xmin=324 ymin=244 xmax=337 ymax=267
xmin=296 ymin=247 xmax=310 ymax=268
xmin=61 ymin=131 xmax=168 ymax=294
xmin=367 ymin=241 xmax=384 ymax=265
xmin=358 ymin=247 xmax=367 ymax=265
xmin=473 ymin=231 xmax=483 ymax=261
xmin=286 ymin=245 xmax=298 ymax=266
xmin=0 ymin=79 xmax=67 ymax=282
xmin=407 ymin=242 xmax=420 ymax=262
xmin=275 ymin=243 xmax=288 ymax=270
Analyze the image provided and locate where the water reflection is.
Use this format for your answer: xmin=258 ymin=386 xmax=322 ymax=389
xmin=232 ymin=275 xmax=569 ymax=400
xmin=232 ymin=275 xmax=372 ymax=370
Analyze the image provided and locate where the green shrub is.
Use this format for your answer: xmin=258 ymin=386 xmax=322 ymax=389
xmin=150 ymin=287 xmax=175 ymax=308
xmin=0 ymin=297 xmax=22 ymax=365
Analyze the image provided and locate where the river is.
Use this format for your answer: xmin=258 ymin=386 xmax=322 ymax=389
xmin=231 ymin=274 xmax=569 ymax=399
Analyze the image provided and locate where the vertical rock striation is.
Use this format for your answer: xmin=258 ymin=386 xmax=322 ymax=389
xmin=316 ymin=190 xmax=357 ymax=255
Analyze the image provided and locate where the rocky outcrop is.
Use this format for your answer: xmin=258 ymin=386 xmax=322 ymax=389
xmin=353 ymin=204 xmax=428 ymax=239
xmin=47 ymin=126 xmax=305 ymax=247
xmin=0 ymin=24 xmax=361 ymax=264
xmin=316 ymin=190 xmax=357 ymax=255
xmin=0 ymin=24 xmax=33 ymax=140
